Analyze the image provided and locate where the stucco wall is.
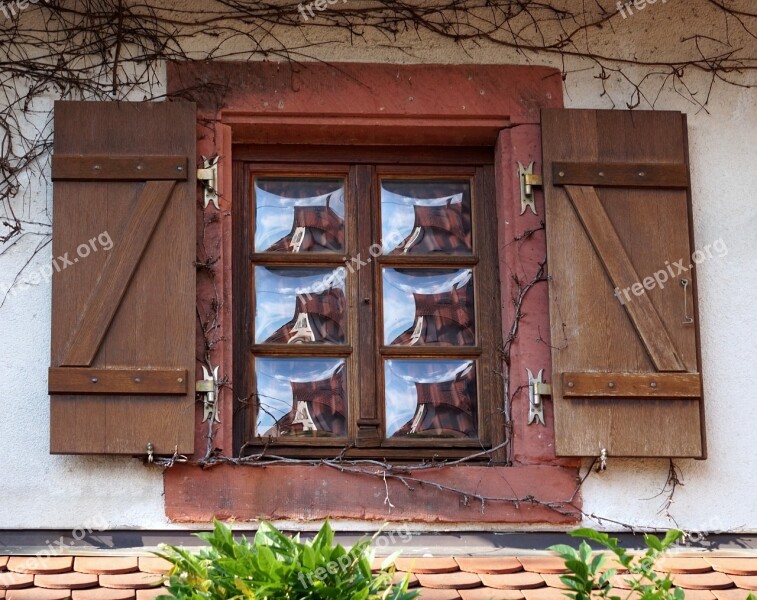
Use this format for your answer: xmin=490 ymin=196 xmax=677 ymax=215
xmin=1 ymin=0 xmax=755 ymax=532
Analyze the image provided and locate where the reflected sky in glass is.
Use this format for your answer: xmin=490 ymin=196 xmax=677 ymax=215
xmin=384 ymin=359 xmax=475 ymax=438
xmin=383 ymin=268 xmax=472 ymax=344
xmin=255 ymin=266 xmax=346 ymax=343
xmin=255 ymin=358 xmax=345 ymax=435
xmin=254 ymin=178 xmax=345 ymax=252
xmin=380 ymin=180 xmax=469 ymax=254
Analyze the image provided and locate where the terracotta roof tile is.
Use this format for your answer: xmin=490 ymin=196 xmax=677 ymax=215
xmin=135 ymin=561 xmax=170 ymax=577
xmin=480 ymin=572 xmax=545 ymax=590
xmin=0 ymin=574 xmax=35 ymax=590
xmin=680 ymin=591 xmax=717 ymax=600
xmin=455 ymin=558 xmax=522 ymax=575
xmin=708 ymin=559 xmax=757 ymax=577
xmin=540 ymin=574 xmax=570 ymax=590
xmin=395 ymin=558 xmax=459 ymax=574
xmin=459 ymin=588 xmax=524 ymax=600
xmin=392 ymin=572 xmax=419 ymax=588
xmin=416 ymin=589 xmax=461 ymax=600
xmin=658 ymin=557 xmax=713 ymax=574
xmin=730 ymin=575 xmax=757 ymax=591
xmin=34 ymin=574 xmax=98 ymax=590
xmin=416 ymin=572 xmax=481 ymax=590
xmin=71 ymin=589 xmax=135 ymax=600
xmin=520 ymin=588 xmax=570 ymax=600
xmin=4 ymin=589 xmax=72 ymax=600
xmin=713 ymin=590 xmax=756 ymax=600
xmin=6 ymin=560 xmax=73 ymax=576
xmin=134 ymin=588 xmax=168 ymax=600
xmin=671 ymin=572 xmax=735 ymax=590
xmin=517 ymin=558 xmax=568 ymax=575
xmin=1 ymin=551 xmax=755 ymax=599
xmin=73 ymin=559 xmax=138 ymax=576
xmin=98 ymin=575 xmax=163 ymax=591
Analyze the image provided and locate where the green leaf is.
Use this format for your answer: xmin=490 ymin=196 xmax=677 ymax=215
xmin=643 ymin=534 xmax=663 ymax=552
xmin=549 ymin=544 xmax=579 ymax=560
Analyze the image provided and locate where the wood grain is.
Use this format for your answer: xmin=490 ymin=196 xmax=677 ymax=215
xmin=50 ymin=100 xmax=196 ymax=455
xmin=564 ymin=184 xmax=685 ymax=372
xmin=52 ymin=155 xmax=187 ymax=181
xmin=552 ymin=162 xmax=689 ymax=188
xmin=562 ymin=372 xmax=701 ymax=398
xmin=49 ymin=368 xmax=188 ymax=395
xmin=542 ymin=108 xmax=704 ymax=458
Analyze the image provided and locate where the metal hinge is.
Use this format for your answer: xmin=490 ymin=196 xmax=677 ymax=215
xmin=196 ymin=365 xmax=221 ymax=423
xmin=518 ymin=161 xmax=543 ymax=215
xmin=527 ymin=368 xmax=552 ymax=426
xmin=197 ymin=155 xmax=219 ymax=209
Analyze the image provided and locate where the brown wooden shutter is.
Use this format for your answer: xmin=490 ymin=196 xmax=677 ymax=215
xmin=542 ymin=109 xmax=705 ymax=458
xmin=48 ymin=101 xmax=196 ymax=455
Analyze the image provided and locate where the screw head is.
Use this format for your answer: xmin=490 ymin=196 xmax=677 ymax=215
xmin=177 ymin=165 xmax=184 ymax=171
xmin=598 ymin=171 xmax=605 ymax=177
xmin=177 ymin=377 xmax=184 ymax=383
xmin=650 ymin=381 xmax=658 ymax=388
xmin=558 ymin=171 xmax=565 ymax=177
xmin=134 ymin=377 xmax=141 ymax=383
xmin=567 ymin=381 xmax=574 ymax=388
xmin=91 ymin=377 xmax=98 ymax=383
xmin=638 ymin=171 xmax=646 ymax=177
xmin=608 ymin=381 xmax=615 ymax=388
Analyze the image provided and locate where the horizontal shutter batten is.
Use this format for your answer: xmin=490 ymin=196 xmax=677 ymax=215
xmin=49 ymin=368 xmax=188 ymax=395
xmin=52 ymin=155 xmax=188 ymax=181
xmin=562 ymin=372 xmax=701 ymax=398
xmin=552 ymin=162 xmax=689 ymax=188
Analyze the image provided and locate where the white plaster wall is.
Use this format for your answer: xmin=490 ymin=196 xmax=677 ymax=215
xmin=0 ymin=0 xmax=755 ymax=531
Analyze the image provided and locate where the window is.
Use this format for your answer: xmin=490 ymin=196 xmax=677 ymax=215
xmin=233 ymin=149 xmax=504 ymax=460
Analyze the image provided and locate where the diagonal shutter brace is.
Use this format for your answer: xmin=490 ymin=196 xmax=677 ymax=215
xmin=197 ymin=155 xmax=220 ymax=209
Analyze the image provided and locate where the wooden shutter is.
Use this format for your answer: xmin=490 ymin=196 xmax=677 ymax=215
xmin=48 ymin=101 xmax=196 ymax=455
xmin=542 ymin=109 xmax=705 ymax=458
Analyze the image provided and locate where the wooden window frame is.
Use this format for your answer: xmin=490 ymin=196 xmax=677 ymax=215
xmin=233 ymin=147 xmax=505 ymax=461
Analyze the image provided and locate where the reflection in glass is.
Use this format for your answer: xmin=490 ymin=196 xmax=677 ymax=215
xmin=254 ymin=178 xmax=345 ymax=253
xmin=256 ymin=359 xmax=347 ymax=437
xmin=385 ymin=360 xmax=477 ymax=439
xmin=381 ymin=179 xmax=472 ymax=255
xmin=255 ymin=267 xmax=346 ymax=344
xmin=383 ymin=268 xmax=475 ymax=346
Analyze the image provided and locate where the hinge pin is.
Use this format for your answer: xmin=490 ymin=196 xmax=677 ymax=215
xmin=518 ymin=161 xmax=543 ymax=215
xmin=197 ymin=155 xmax=220 ymax=210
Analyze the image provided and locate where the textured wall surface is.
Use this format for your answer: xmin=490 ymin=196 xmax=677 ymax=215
xmin=0 ymin=0 xmax=755 ymax=531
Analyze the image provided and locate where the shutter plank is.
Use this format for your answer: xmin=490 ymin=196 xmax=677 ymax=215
xmin=50 ymin=101 xmax=196 ymax=455
xmin=542 ymin=108 xmax=704 ymax=458
xmin=52 ymin=156 xmax=188 ymax=181
xmin=564 ymin=184 xmax=685 ymax=372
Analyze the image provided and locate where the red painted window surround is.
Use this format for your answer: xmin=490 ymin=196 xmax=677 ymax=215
xmin=165 ymin=62 xmax=581 ymax=525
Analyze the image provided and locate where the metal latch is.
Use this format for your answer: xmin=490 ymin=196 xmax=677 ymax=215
xmin=527 ymin=368 xmax=552 ymax=425
xmin=518 ymin=161 xmax=543 ymax=215
xmin=197 ymin=155 xmax=219 ymax=209
xmin=196 ymin=365 xmax=220 ymax=423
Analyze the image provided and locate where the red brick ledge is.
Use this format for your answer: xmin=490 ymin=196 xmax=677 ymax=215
xmin=164 ymin=464 xmax=580 ymax=524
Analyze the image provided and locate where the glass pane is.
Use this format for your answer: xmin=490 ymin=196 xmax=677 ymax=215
xmin=255 ymin=266 xmax=346 ymax=344
xmin=256 ymin=358 xmax=347 ymax=438
xmin=385 ymin=360 xmax=477 ymax=439
xmin=383 ymin=268 xmax=475 ymax=346
xmin=254 ymin=178 xmax=345 ymax=253
xmin=381 ymin=179 xmax=472 ymax=255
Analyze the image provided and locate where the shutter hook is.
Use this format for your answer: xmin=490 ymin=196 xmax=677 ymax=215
xmin=146 ymin=442 xmax=154 ymax=464
xmin=680 ymin=278 xmax=694 ymax=325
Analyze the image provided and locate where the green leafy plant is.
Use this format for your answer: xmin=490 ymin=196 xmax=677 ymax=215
xmin=156 ymin=519 xmax=419 ymax=600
